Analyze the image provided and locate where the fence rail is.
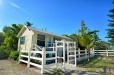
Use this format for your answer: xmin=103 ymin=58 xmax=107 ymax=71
xmin=94 ymin=50 xmax=114 ymax=56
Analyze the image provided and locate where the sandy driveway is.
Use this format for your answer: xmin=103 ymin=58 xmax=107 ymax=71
xmin=0 ymin=59 xmax=104 ymax=75
xmin=0 ymin=60 xmax=41 ymax=75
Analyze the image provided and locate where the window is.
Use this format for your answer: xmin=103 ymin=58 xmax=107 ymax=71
xmin=37 ymin=34 xmax=45 ymax=47
xmin=20 ymin=36 xmax=25 ymax=44
xmin=37 ymin=34 xmax=45 ymax=41
xmin=48 ymin=37 xmax=51 ymax=42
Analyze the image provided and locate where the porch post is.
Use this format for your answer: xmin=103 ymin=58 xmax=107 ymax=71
xmin=63 ymin=40 xmax=65 ymax=71
xmin=53 ymin=43 xmax=54 ymax=51
xmin=74 ymin=42 xmax=77 ymax=66
xmin=55 ymin=40 xmax=58 ymax=68
xmin=27 ymin=34 xmax=34 ymax=68
xmin=67 ymin=42 xmax=69 ymax=64
xmin=17 ymin=38 xmax=20 ymax=51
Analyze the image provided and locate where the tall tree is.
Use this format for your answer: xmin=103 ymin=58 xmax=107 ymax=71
xmin=2 ymin=24 xmax=23 ymax=50
xmin=106 ymin=1 xmax=114 ymax=45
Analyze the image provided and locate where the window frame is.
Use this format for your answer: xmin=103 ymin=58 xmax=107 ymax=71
xmin=20 ymin=36 xmax=25 ymax=45
xmin=37 ymin=34 xmax=45 ymax=47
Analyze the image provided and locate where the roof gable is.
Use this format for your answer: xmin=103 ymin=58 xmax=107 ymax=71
xmin=17 ymin=26 xmax=27 ymax=37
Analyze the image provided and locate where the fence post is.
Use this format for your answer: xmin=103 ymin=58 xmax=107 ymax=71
xmin=18 ymin=48 xmax=21 ymax=64
xmin=85 ymin=49 xmax=87 ymax=59
xmin=41 ymin=47 xmax=45 ymax=74
xmin=93 ymin=48 xmax=95 ymax=57
xmin=107 ymin=50 xmax=108 ymax=57
xmin=78 ymin=48 xmax=80 ymax=61
xmin=27 ymin=48 xmax=31 ymax=68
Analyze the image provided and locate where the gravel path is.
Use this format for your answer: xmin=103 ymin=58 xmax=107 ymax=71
xmin=0 ymin=60 xmax=41 ymax=75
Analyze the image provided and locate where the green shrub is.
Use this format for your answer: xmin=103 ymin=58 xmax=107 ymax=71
xmin=10 ymin=51 xmax=19 ymax=60
xmin=0 ymin=49 xmax=9 ymax=59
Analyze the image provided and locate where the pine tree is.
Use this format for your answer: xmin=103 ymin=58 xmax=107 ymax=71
xmin=106 ymin=1 xmax=114 ymax=45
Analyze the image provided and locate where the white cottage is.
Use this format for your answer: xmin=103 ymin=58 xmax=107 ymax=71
xmin=17 ymin=25 xmax=73 ymax=51
xmin=17 ymin=25 xmax=77 ymax=74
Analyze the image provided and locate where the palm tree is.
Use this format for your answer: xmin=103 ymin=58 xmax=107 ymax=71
xmin=78 ymin=20 xmax=95 ymax=61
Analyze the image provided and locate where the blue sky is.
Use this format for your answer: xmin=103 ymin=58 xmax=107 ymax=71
xmin=0 ymin=0 xmax=113 ymax=41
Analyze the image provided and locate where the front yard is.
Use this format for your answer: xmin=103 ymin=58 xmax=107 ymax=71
xmin=77 ymin=56 xmax=114 ymax=68
xmin=77 ymin=56 xmax=114 ymax=74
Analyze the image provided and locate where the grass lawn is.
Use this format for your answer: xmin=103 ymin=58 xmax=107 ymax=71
xmin=77 ymin=56 xmax=114 ymax=68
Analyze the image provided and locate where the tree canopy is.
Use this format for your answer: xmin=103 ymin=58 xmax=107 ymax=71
xmin=2 ymin=24 xmax=23 ymax=50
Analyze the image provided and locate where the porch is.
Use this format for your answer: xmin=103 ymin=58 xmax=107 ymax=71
xmin=19 ymin=40 xmax=77 ymax=74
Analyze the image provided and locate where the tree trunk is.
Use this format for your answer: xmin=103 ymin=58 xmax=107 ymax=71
xmin=88 ymin=51 xmax=90 ymax=61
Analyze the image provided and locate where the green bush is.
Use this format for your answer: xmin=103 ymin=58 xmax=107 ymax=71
xmin=10 ymin=51 xmax=19 ymax=60
xmin=0 ymin=49 xmax=9 ymax=59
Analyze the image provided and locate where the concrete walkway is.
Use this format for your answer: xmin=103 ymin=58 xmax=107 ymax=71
xmin=44 ymin=63 xmax=102 ymax=75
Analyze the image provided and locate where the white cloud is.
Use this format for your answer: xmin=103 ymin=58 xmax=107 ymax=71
xmin=10 ymin=2 xmax=21 ymax=9
xmin=9 ymin=2 xmax=29 ymax=14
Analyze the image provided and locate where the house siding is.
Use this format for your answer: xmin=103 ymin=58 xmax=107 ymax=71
xmin=33 ymin=32 xmax=38 ymax=45
xmin=19 ymin=28 xmax=34 ymax=50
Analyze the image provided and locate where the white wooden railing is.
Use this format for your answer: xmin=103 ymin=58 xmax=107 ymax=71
xmin=19 ymin=44 xmax=56 ymax=74
xmin=76 ymin=48 xmax=94 ymax=61
xmin=32 ymin=44 xmax=43 ymax=51
xmin=94 ymin=50 xmax=114 ymax=56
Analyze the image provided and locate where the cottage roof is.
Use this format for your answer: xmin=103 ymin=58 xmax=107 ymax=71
xmin=17 ymin=26 xmax=73 ymax=41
